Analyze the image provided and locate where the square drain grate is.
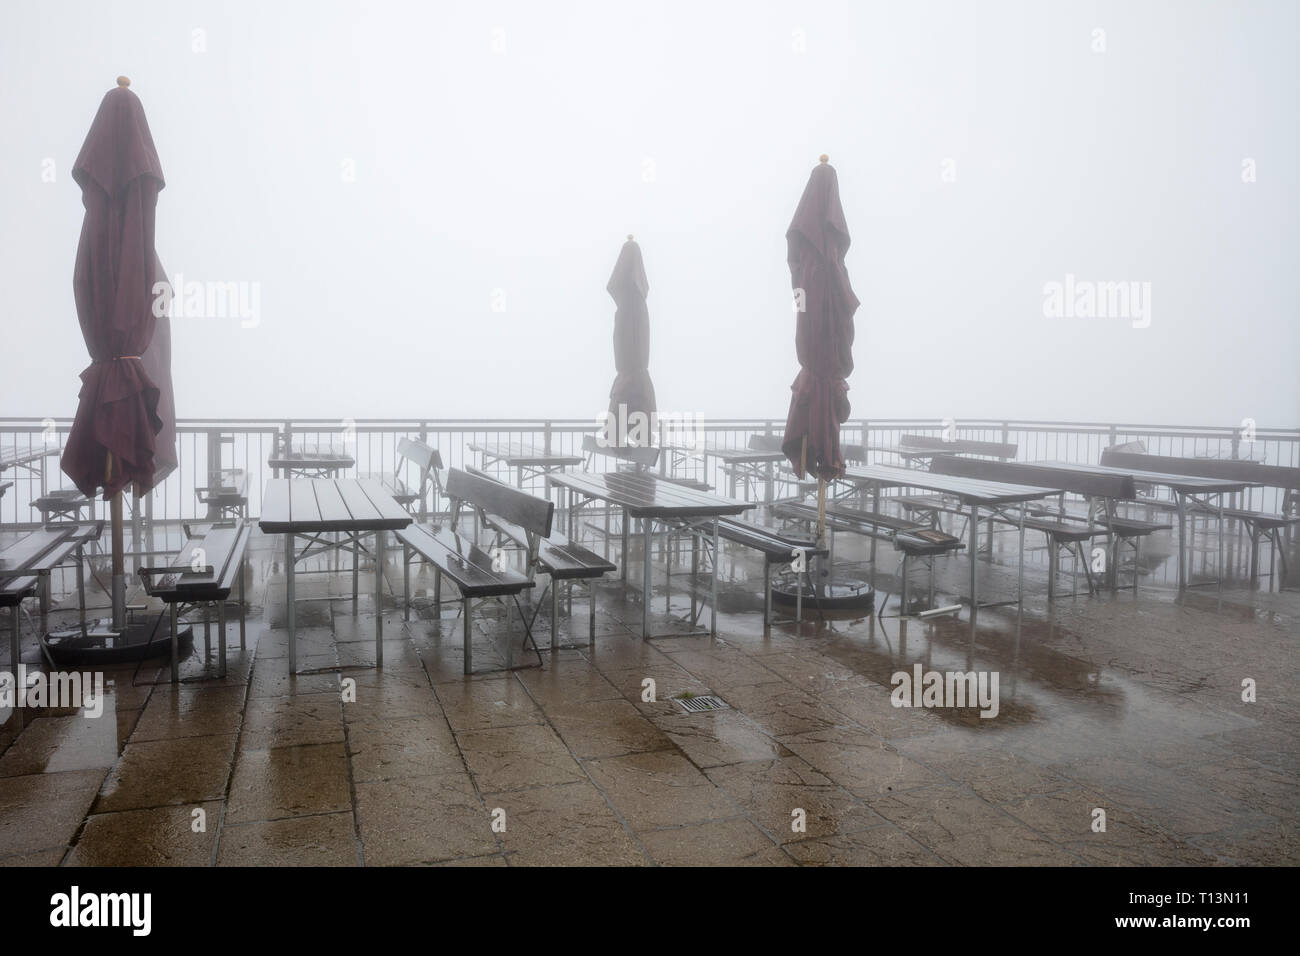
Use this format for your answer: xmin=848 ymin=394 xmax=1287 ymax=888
xmin=675 ymin=695 xmax=728 ymax=714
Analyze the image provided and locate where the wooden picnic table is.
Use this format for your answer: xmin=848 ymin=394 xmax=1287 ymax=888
xmin=468 ymin=441 xmax=583 ymax=491
xmin=549 ymin=470 xmax=753 ymax=638
xmin=1 ymin=522 xmax=102 ymax=663
xmin=695 ymin=444 xmax=788 ymax=502
xmin=0 ymin=442 xmax=61 ymax=474
xmin=267 ymin=442 xmax=355 ymax=478
xmin=839 ymin=464 xmax=1059 ymax=624
xmin=1031 ymin=460 xmax=1257 ymax=589
xmin=260 ymin=478 xmax=411 ymax=672
xmin=0 ymin=442 xmax=62 ymax=502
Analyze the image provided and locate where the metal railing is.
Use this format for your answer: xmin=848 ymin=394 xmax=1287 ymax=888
xmin=2 ymin=417 xmax=1297 ymax=529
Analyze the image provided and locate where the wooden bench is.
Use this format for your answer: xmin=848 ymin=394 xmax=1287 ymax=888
xmin=360 ymin=437 xmax=444 ymax=516
xmin=139 ymin=519 xmax=251 ymax=682
xmin=582 ymin=434 xmax=660 ymax=471
xmin=31 ymin=488 xmax=92 ymax=525
xmin=775 ymin=500 xmax=964 ymax=613
xmin=1 ymin=522 xmax=102 ymax=668
xmin=1100 ymin=448 xmax=1299 ymax=587
xmin=398 ymin=468 xmax=550 ymax=674
xmin=900 ymin=434 xmax=1018 ymax=460
xmin=704 ymin=517 xmax=826 ymax=625
xmin=465 ymin=466 xmax=616 ymax=649
xmin=196 ymin=468 xmax=249 ymax=520
xmin=928 ymin=456 xmax=1163 ymax=594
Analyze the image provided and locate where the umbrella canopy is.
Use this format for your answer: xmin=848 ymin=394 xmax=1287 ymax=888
xmin=607 ymin=236 xmax=656 ymax=431
xmin=140 ymin=253 xmax=177 ymax=483
xmin=61 ymin=78 xmax=165 ymax=499
xmin=781 ymin=156 xmax=858 ymax=482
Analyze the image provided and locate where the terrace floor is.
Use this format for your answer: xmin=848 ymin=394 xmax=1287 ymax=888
xmin=1 ymin=516 xmax=1296 ymax=866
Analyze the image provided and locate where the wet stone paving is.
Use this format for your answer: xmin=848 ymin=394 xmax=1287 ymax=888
xmin=0 ymin=522 xmax=1295 ymax=866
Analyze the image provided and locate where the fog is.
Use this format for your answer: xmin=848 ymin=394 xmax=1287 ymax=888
xmin=2 ymin=0 xmax=1296 ymax=427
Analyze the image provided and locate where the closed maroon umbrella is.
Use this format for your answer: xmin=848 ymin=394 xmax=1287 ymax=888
xmin=61 ymin=76 xmax=165 ymax=629
xmin=607 ymin=235 xmax=656 ymax=441
xmin=141 ymin=252 xmax=177 ymax=483
xmin=781 ymin=155 xmax=858 ymax=538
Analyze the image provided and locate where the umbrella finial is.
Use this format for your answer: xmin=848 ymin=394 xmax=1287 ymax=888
xmin=819 ymin=154 xmax=829 ymax=164
xmin=117 ymin=76 xmax=131 ymax=88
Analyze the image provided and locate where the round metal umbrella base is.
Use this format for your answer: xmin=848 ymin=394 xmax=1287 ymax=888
xmin=771 ymin=576 xmax=875 ymax=612
xmin=41 ymin=617 xmax=193 ymax=668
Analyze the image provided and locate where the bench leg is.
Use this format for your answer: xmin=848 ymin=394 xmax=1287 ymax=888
xmin=551 ymin=577 xmax=559 ymax=652
xmin=900 ymin=554 xmax=910 ymax=613
xmin=1047 ymin=539 xmax=1057 ymax=601
xmin=589 ymin=582 xmax=596 ymax=645
xmin=403 ymin=543 xmax=411 ymax=621
xmin=203 ymin=604 xmax=211 ymax=658
xmin=763 ymin=561 xmax=772 ymax=628
xmin=462 ymin=598 xmax=472 ymax=676
xmin=169 ymin=603 xmax=180 ymax=684
xmin=76 ymin=545 xmax=86 ymax=629
xmin=434 ymin=567 xmax=442 ymax=609
xmin=1249 ymin=527 xmax=1260 ymax=590
xmin=506 ymin=595 xmax=514 ymax=670
xmin=9 ymin=605 xmax=19 ymax=673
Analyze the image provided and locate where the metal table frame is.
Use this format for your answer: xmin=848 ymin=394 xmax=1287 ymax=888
xmin=1033 ymin=461 xmax=1255 ymax=590
xmin=549 ymin=471 xmax=751 ymax=639
xmin=469 ymin=441 xmax=583 ymax=495
xmin=260 ymin=478 xmax=411 ymax=673
xmin=838 ymin=465 xmax=1057 ymax=627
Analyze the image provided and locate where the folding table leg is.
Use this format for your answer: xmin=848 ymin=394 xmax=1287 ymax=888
xmin=352 ymin=532 xmax=360 ymax=610
xmin=551 ymin=577 xmax=559 ymax=651
xmin=217 ymin=600 xmax=227 ymax=678
xmin=285 ymin=532 xmax=297 ymax=674
xmin=968 ymin=505 xmax=980 ymax=627
xmin=238 ymin=556 xmax=247 ymax=649
xmin=588 ymin=582 xmax=596 ymax=645
xmin=641 ymin=518 xmax=651 ymax=639
xmin=710 ymin=520 xmax=719 ymax=636
xmin=374 ymin=529 xmax=385 ymax=668
xmin=1175 ymin=495 xmax=1187 ymax=590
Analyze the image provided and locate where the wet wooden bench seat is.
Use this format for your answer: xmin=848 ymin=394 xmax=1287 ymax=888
xmin=139 ymin=518 xmax=251 ymax=681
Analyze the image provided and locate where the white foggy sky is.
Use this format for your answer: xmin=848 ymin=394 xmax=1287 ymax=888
xmin=1 ymin=0 xmax=1296 ymax=427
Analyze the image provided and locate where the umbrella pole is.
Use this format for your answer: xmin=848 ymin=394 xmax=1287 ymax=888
xmin=817 ymin=477 xmax=827 ymax=546
xmin=107 ymin=453 xmax=125 ymax=631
